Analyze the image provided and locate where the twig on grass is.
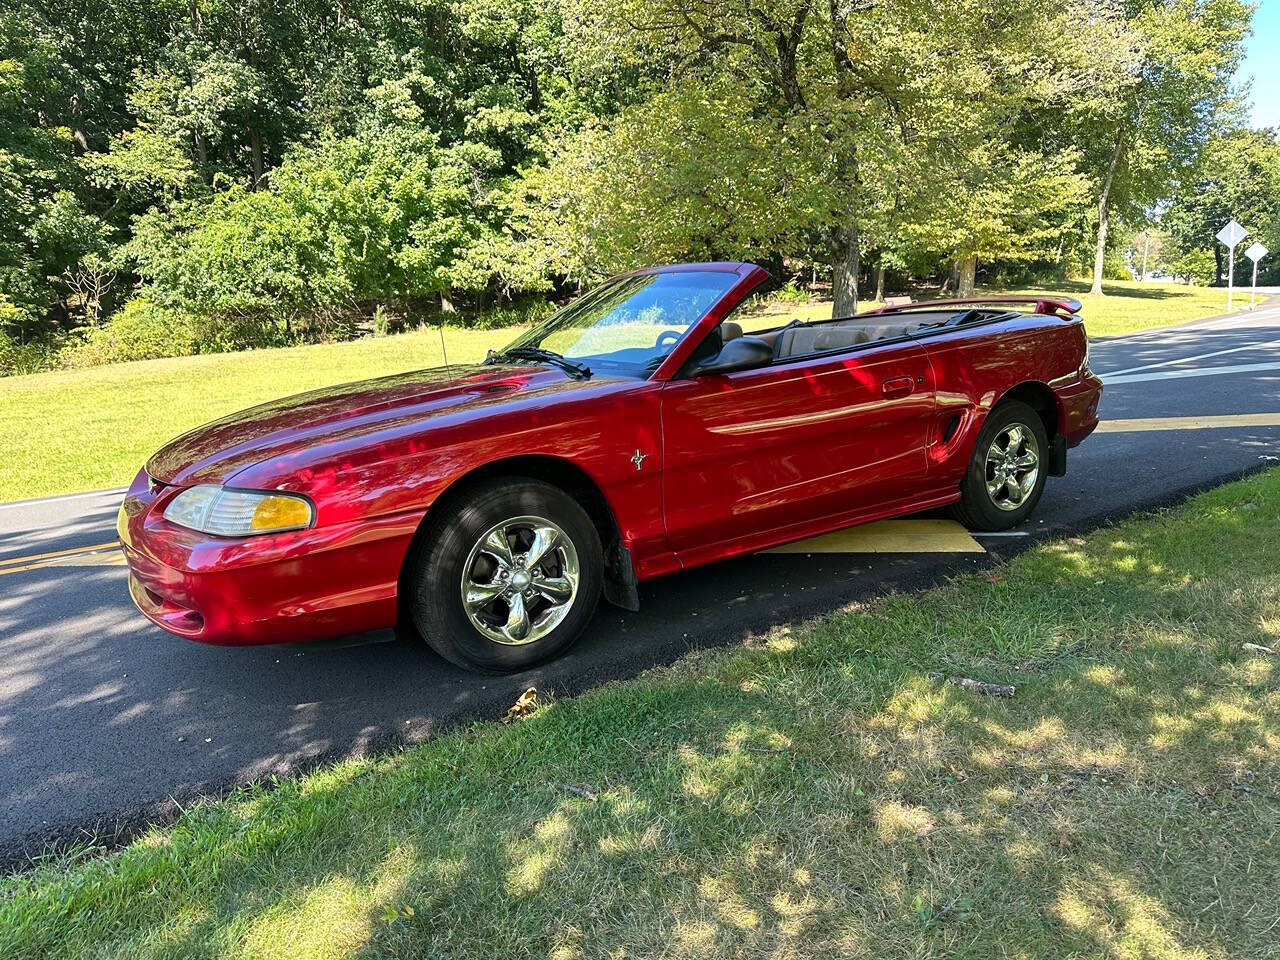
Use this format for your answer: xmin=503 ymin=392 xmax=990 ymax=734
xmin=558 ymin=783 xmax=598 ymax=801
xmin=928 ymin=672 xmax=1016 ymax=697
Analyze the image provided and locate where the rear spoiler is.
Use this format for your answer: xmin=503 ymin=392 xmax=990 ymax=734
xmin=862 ymin=296 xmax=1083 ymax=320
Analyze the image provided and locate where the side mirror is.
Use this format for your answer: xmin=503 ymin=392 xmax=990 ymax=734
xmin=694 ymin=336 xmax=773 ymax=375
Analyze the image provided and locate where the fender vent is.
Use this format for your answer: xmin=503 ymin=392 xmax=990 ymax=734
xmin=942 ymin=415 xmax=962 ymax=444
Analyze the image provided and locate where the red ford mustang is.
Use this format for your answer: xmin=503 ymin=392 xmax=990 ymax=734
xmin=118 ymin=262 xmax=1101 ymax=672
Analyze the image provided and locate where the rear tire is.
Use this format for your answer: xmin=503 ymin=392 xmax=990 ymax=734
xmin=408 ymin=478 xmax=602 ymax=673
xmin=949 ymin=400 xmax=1048 ymax=531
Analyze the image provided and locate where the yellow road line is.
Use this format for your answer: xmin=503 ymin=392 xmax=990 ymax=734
xmin=0 ymin=544 xmax=123 ymax=576
xmin=1096 ymin=413 xmax=1280 ymax=433
xmin=0 ymin=540 xmax=120 ymax=568
xmin=765 ymin=518 xmax=984 ymax=554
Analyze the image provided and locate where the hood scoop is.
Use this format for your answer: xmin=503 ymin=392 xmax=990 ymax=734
xmin=470 ymin=381 xmax=521 ymax=396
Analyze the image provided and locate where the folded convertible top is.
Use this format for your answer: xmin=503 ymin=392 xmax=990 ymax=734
xmin=861 ymin=296 xmax=1083 ymax=320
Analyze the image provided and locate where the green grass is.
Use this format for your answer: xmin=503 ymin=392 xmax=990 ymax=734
xmin=999 ymin=278 xmax=1253 ymax=338
xmin=0 ymin=325 xmax=518 ymax=503
xmin=750 ymin=279 xmax=1251 ymax=338
xmin=0 ymin=278 xmax=1252 ymax=503
xmin=5 ymin=471 xmax=1280 ymax=959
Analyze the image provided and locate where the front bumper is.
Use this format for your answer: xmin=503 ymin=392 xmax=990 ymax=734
xmin=118 ymin=470 xmax=422 ymax=646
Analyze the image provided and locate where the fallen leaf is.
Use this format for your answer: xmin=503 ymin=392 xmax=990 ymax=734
xmin=502 ymin=687 xmax=539 ymax=723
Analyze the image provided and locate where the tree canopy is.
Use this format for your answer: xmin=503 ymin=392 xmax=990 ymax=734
xmin=0 ymin=0 xmax=1259 ymax=372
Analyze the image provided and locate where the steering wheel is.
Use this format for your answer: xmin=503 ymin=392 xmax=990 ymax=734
xmin=654 ymin=330 xmax=682 ymax=351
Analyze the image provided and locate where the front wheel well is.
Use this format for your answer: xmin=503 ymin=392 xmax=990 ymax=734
xmin=395 ymin=456 xmax=626 ymax=633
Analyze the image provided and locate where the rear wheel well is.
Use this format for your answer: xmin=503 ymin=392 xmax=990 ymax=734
xmin=994 ymin=382 xmax=1066 ymax=476
xmin=997 ymin=381 xmax=1059 ymax=439
xmin=396 ymin=457 xmax=623 ymax=632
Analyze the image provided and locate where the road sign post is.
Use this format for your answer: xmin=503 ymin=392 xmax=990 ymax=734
xmin=1217 ymin=219 xmax=1249 ymax=311
xmin=1244 ymin=242 xmax=1268 ymax=310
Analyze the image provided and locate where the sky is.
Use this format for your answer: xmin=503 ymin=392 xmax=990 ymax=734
xmin=1241 ymin=0 xmax=1280 ymax=128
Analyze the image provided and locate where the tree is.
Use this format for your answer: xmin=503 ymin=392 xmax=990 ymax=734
xmin=899 ymin=144 xmax=1090 ymax=296
xmin=550 ymin=0 xmax=1135 ymax=314
xmin=129 ymin=110 xmax=476 ymax=330
xmin=1163 ymin=128 xmax=1280 ymax=285
xmin=1075 ymin=0 xmax=1252 ymax=295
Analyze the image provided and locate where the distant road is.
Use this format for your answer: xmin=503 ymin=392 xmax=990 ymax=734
xmin=3 ymin=303 xmax=1280 ymax=861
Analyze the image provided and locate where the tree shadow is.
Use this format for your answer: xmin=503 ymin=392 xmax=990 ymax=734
xmin=9 ymin=476 xmax=1278 ymax=958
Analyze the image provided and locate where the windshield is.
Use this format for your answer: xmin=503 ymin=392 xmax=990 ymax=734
xmin=496 ymin=270 xmax=740 ymax=377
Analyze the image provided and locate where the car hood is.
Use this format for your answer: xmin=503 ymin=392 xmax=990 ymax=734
xmin=146 ymin=362 xmax=609 ymax=488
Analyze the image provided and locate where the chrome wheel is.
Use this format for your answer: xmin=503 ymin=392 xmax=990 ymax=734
xmin=984 ymin=423 xmax=1040 ymax=512
xmin=460 ymin=515 xmax=580 ymax=645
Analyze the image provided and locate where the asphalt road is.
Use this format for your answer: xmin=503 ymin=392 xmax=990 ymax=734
xmin=4 ymin=300 xmax=1280 ymax=861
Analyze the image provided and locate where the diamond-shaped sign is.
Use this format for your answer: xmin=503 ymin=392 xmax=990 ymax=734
xmin=1217 ymin=219 xmax=1248 ymax=248
xmin=1244 ymin=242 xmax=1268 ymax=262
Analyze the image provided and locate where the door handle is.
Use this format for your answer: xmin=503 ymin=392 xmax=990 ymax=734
xmin=881 ymin=376 xmax=915 ymax=398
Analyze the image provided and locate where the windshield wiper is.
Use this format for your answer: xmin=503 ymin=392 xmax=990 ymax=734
xmin=485 ymin=346 xmax=592 ymax=379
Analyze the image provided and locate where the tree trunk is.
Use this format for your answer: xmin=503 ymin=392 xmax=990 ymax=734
xmin=1091 ymin=131 xmax=1126 ymax=296
xmin=69 ymin=94 xmax=89 ymax=155
xmin=939 ymin=262 xmax=955 ymax=295
xmin=874 ymin=264 xmax=885 ymax=302
xmin=1213 ymin=245 xmax=1223 ymax=285
xmin=831 ymin=225 xmax=860 ymax=317
xmin=249 ymin=126 xmax=264 ymax=189
xmin=194 ymin=129 xmax=208 ymax=177
xmin=957 ymin=257 xmax=977 ymax=298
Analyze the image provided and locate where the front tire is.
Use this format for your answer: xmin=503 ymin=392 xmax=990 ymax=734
xmin=950 ymin=400 xmax=1048 ymax=531
xmin=408 ymin=479 xmax=603 ymax=673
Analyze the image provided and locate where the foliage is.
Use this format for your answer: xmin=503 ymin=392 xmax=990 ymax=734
xmin=0 ymin=0 xmax=1262 ymax=371
xmin=0 ymin=330 xmax=54 ymax=377
xmin=130 ymin=119 xmax=477 ymax=330
xmin=1068 ymin=0 xmax=1254 ymax=292
xmin=543 ymin=0 xmax=1145 ymax=307
xmin=1172 ymin=247 xmax=1217 ymax=284
xmin=529 ymin=79 xmax=826 ymax=282
xmin=57 ymin=297 xmax=198 ymax=368
xmin=1162 ymin=128 xmax=1280 ymax=284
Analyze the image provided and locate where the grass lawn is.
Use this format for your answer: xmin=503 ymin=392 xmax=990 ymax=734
xmin=998 ymin=279 xmax=1253 ymax=338
xmin=0 ymin=325 xmax=518 ymax=503
xmin=0 ymin=278 xmax=1253 ymax=503
xmin=751 ymin=279 xmax=1254 ymax=339
xmin=4 ymin=471 xmax=1279 ymax=959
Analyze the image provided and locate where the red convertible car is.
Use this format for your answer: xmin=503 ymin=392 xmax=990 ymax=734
xmin=118 ymin=262 xmax=1101 ymax=672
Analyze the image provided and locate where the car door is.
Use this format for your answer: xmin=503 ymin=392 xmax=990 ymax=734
xmin=660 ymin=337 xmax=936 ymax=556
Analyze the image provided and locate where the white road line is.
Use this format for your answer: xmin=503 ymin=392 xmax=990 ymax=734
xmin=1103 ymin=360 xmax=1280 ymax=386
xmin=1100 ymin=336 xmax=1280 ymax=378
xmin=0 ymin=488 xmax=127 ymax=511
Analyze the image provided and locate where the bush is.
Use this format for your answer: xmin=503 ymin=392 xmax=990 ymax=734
xmin=0 ymin=330 xmax=56 ymax=377
xmin=1172 ymin=249 xmax=1216 ymax=285
xmin=1102 ymin=249 xmax=1133 ymax=281
xmin=58 ymin=298 xmax=198 ymax=368
xmin=450 ymin=297 xmax=556 ymax=331
xmin=130 ymin=121 xmax=475 ymax=323
xmin=772 ymin=279 xmax=812 ymax=303
xmin=186 ymin=312 xmax=293 ymax=353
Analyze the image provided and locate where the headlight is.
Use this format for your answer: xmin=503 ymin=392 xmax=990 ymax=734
xmin=163 ymin=484 xmax=314 ymax=537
